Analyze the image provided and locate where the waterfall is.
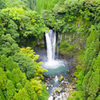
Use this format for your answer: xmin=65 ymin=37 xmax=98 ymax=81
xmin=45 ymin=29 xmax=56 ymax=61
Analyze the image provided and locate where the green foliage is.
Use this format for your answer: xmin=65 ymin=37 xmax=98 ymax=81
xmin=72 ymin=30 xmax=100 ymax=100
xmin=41 ymin=10 xmax=56 ymax=28
xmin=67 ymin=91 xmax=84 ymax=100
xmin=36 ymin=0 xmax=60 ymax=14
xmin=30 ymin=79 xmax=49 ymax=100
xmin=0 ymin=54 xmax=49 ymax=100
xmin=12 ymin=68 xmax=21 ymax=85
xmin=76 ymin=70 xmax=84 ymax=90
xmin=0 ymin=0 xmax=6 ymax=9
xmin=82 ymin=70 xmax=92 ymax=92
xmin=16 ymin=82 xmax=23 ymax=90
xmin=82 ymin=31 xmax=99 ymax=74
xmin=59 ymin=40 xmax=76 ymax=57
xmin=30 ymin=79 xmax=43 ymax=96
xmin=93 ymin=52 xmax=100 ymax=71
xmin=5 ymin=0 xmax=28 ymax=8
xmin=38 ymin=82 xmax=49 ymax=100
xmin=0 ymin=34 xmax=19 ymax=56
xmin=6 ymin=19 xmax=19 ymax=41
xmin=96 ymin=95 xmax=100 ymax=100
xmin=6 ymin=56 xmax=14 ymax=71
xmin=0 ymin=55 xmax=7 ymax=69
xmin=0 ymin=89 xmax=5 ymax=100
xmin=12 ymin=52 xmax=36 ymax=79
xmin=88 ymin=69 xmax=99 ymax=98
xmin=0 ymin=7 xmax=47 ymax=47
xmin=24 ymin=80 xmax=38 ymax=99
xmin=0 ymin=1 xmax=50 ymax=100
xmin=2 ymin=1 xmax=100 ymax=100
xmin=12 ymin=47 xmax=47 ymax=80
xmin=6 ymin=70 xmax=13 ymax=81
xmin=0 ymin=67 xmax=7 ymax=90
xmin=14 ymin=88 xmax=31 ymax=100
xmin=6 ymin=80 xmax=16 ymax=100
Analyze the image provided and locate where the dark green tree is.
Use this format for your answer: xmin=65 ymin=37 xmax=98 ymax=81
xmin=6 ymin=56 xmax=14 ymax=71
xmin=0 ymin=89 xmax=6 ymax=100
xmin=6 ymin=70 xmax=13 ymax=81
xmin=0 ymin=0 xmax=6 ymax=9
xmin=12 ymin=53 xmax=36 ymax=79
xmin=0 ymin=68 xmax=7 ymax=90
xmin=16 ymin=82 xmax=23 ymax=90
xmin=12 ymin=68 xmax=20 ymax=85
xmin=6 ymin=80 xmax=16 ymax=100
xmin=0 ymin=55 xmax=7 ymax=70
xmin=88 ymin=69 xmax=99 ymax=99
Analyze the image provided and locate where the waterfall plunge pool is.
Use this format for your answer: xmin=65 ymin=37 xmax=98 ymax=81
xmin=41 ymin=59 xmax=68 ymax=76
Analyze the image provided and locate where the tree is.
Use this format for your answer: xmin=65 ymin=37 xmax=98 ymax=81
xmin=88 ymin=69 xmax=99 ymax=99
xmin=6 ymin=80 xmax=16 ymax=100
xmin=0 ymin=55 xmax=7 ymax=70
xmin=0 ymin=68 xmax=7 ymax=90
xmin=12 ymin=53 xmax=36 ymax=79
xmin=24 ymin=80 xmax=38 ymax=100
xmin=12 ymin=68 xmax=20 ymax=85
xmin=0 ymin=0 xmax=6 ymax=9
xmin=0 ymin=34 xmax=19 ymax=56
xmin=14 ymin=88 xmax=31 ymax=100
xmin=16 ymin=82 xmax=23 ymax=90
xmin=6 ymin=56 xmax=14 ymax=71
xmin=6 ymin=70 xmax=13 ymax=81
xmin=0 ymin=89 xmax=6 ymax=100
xmin=93 ymin=52 xmax=100 ymax=71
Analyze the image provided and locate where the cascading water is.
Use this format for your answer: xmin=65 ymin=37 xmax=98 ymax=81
xmin=38 ymin=29 xmax=69 ymax=100
xmin=45 ymin=29 xmax=56 ymax=61
xmin=42 ymin=29 xmax=68 ymax=71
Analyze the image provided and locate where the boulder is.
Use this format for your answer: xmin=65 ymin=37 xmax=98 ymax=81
xmin=46 ymin=87 xmax=49 ymax=90
xmin=59 ymin=76 xmax=64 ymax=81
xmin=56 ymin=87 xmax=62 ymax=93
xmin=73 ymin=86 xmax=76 ymax=89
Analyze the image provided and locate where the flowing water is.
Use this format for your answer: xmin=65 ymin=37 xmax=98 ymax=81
xmin=36 ymin=29 xmax=69 ymax=100
xmin=45 ymin=29 xmax=56 ymax=61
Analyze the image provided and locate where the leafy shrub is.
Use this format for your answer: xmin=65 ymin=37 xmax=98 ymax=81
xmin=59 ymin=40 xmax=76 ymax=57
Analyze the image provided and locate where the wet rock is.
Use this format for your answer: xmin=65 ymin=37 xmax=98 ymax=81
xmin=64 ymin=81 xmax=69 ymax=85
xmin=59 ymin=76 xmax=64 ymax=81
xmin=73 ymin=86 xmax=76 ymax=89
xmin=56 ymin=87 xmax=62 ymax=93
xmin=62 ymin=93 xmax=68 ymax=100
xmin=46 ymin=80 xmax=49 ymax=83
xmin=48 ymin=84 xmax=51 ymax=87
xmin=71 ymin=73 xmax=75 ymax=78
xmin=46 ymin=87 xmax=49 ymax=90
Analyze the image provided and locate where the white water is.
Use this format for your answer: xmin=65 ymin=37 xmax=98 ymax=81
xmin=44 ymin=29 xmax=68 ymax=100
xmin=45 ymin=29 xmax=56 ymax=61
xmin=55 ymin=75 xmax=58 ymax=82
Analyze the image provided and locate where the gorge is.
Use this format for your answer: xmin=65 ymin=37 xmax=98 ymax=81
xmin=0 ymin=0 xmax=100 ymax=100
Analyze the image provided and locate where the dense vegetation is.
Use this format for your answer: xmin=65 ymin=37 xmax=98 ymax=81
xmin=0 ymin=0 xmax=49 ymax=99
xmin=35 ymin=0 xmax=100 ymax=99
xmin=1 ymin=0 xmax=100 ymax=100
